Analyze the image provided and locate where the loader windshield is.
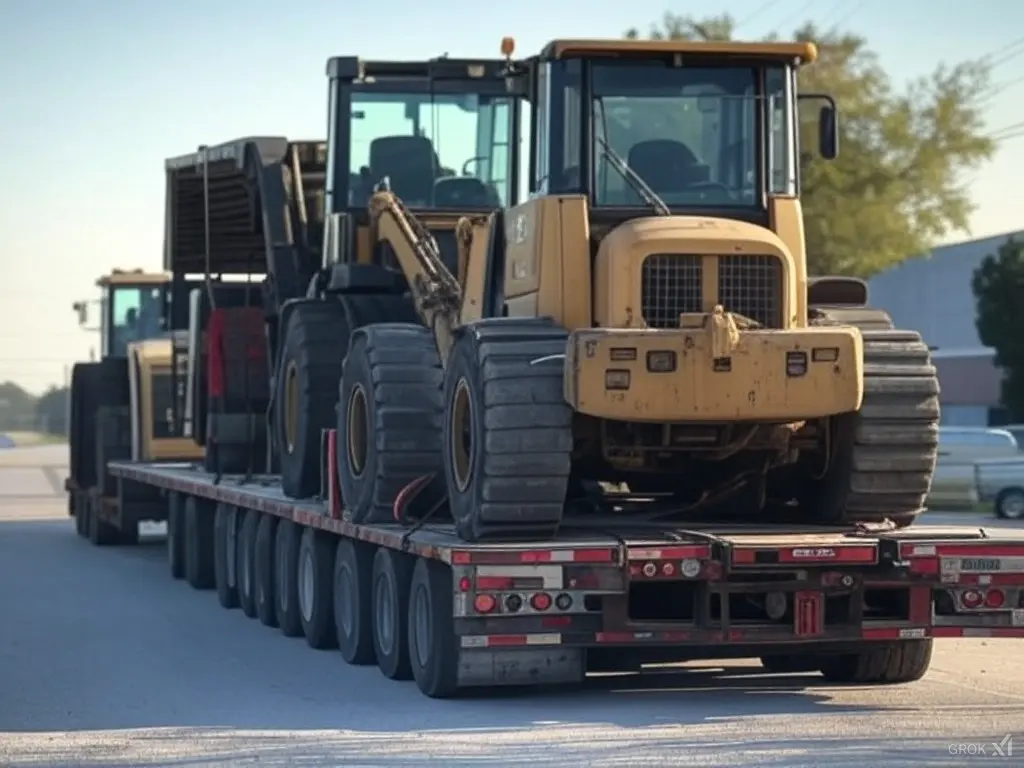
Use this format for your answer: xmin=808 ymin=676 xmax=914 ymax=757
xmin=105 ymin=285 xmax=167 ymax=357
xmin=538 ymin=58 xmax=795 ymax=210
xmin=348 ymin=91 xmax=517 ymax=209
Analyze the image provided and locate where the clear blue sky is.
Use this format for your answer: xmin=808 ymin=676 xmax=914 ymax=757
xmin=1 ymin=0 xmax=1023 ymax=392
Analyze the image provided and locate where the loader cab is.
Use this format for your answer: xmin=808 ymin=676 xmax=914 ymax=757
xmin=321 ymin=55 xmax=526 ymax=271
xmin=90 ymin=271 xmax=171 ymax=359
xmin=525 ymin=39 xmax=836 ymax=223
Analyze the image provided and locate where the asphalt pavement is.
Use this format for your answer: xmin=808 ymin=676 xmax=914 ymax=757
xmin=1 ymin=444 xmax=1023 ymax=767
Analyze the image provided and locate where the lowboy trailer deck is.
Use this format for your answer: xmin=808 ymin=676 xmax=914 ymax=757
xmin=88 ymin=429 xmax=1024 ymax=699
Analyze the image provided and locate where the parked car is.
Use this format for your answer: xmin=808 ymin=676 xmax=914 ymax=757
xmin=929 ymin=427 xmax=1019 ymax=509
xmin=973 ymin=456 xmax=1024 ymax=519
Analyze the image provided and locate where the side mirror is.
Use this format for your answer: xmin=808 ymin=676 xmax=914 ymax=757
xmin=798 ymin=93 xmax=839 ymax=160
xmin=818 ymin=104 xmax=839 ymax=160
xmin=72 ymin=301 xmax=88 ymax=327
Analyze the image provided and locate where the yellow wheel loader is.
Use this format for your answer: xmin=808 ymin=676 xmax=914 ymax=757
xmin=331 ymin=38 xmax=938 ymax=542
xmin=68 ymin=269 xmax=202 ymax=545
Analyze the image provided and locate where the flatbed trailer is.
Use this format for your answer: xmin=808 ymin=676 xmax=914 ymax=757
xmin=91 ymin=429 xmax=1024 ymax=699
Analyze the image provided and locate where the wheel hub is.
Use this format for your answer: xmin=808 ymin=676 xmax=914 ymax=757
xmin=298 ymin=549 xmax=314 ymax=623
xmin=450 ymin=378 xmax=474 ymax=492
xmin=375 ymin=573 xmax=394 ymax=652
xmin=347 ymin=385 xmax=369 ymax=478
xmin=283 ymin=360 xmax=300 ymax=454
xmin=1003 ymin=493 xmax=1024 ymax=519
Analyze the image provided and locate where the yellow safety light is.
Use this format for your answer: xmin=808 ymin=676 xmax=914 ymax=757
xmin=500 ymin=37 xmax=515 ymax=57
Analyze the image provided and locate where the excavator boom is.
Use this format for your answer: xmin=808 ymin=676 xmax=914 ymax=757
xmin=368 ymin=189 xmax=464 ymax=362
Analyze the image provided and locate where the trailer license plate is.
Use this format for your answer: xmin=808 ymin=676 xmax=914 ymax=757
xmin=960 ymin=558 xmax=1001 ymax=571
xmin=1013 ymin=609 xmax=1024 ymax=627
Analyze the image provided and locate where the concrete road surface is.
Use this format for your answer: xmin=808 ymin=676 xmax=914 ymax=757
xmin=1 ymin=444 xmax=1023 ymax=767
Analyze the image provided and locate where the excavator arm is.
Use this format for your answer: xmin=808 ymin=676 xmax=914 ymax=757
xmin=367 ymin=190 xmax=464 ymax=362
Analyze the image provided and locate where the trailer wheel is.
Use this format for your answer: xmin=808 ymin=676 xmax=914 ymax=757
xmin=408 ymin=558 xmax=459 ymax=698
xmin=442 ymin=319 xmax=573 ymax=542
xmin=214 ymin=504 xmax=239 ymax=609
xmin=298 ymin=528 xmax=338 ymax=650
xmin=995 ymin=487 xmax=1024 ymax=520
xmin=760 ymin=655 xmax=821 ymax=674
xmin=88 ymin=497 xmax=121 ymax=547
xmin=184 ymin=496 xmax=215 ymax=590
xmin=273 ymin=520 xmax=304 ymax=637
xmin=254 ymin=513 xmax=278 ymax=627
xmin=337 ymin=324 xmax=445 ymax=524
xmin=332 ymin=539 xmax=375 ymax=665
xmin=237 ymin=509 xmax=260 ymax=618
xmin=167 ymin=492 xmax=186 ymax=580
xmin=818 ymin=639 xmax=933 ymax=684
xmin=274 ymin=301 xmax=351 ymax=499
xmin=372 ymin=547 xmax=414 ymax=680
xmin=74 ymin=494 xmax=87 ymax=537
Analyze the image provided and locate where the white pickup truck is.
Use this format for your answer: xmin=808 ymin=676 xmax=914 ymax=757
xmin=974 ymin=457 xmax=1024 ymax=519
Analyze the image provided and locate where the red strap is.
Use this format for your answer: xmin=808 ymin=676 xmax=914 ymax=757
xmin=206 ymin=309 xmax=226 ymax=398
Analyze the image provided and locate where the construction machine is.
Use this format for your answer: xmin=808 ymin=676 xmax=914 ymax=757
xmin=331 ymin=37 xmax=940 ymax=542
xmin=67 ymin=269 xmax=203 ymax=544
xmin=161 ymin=56 xmax=525 ymax=492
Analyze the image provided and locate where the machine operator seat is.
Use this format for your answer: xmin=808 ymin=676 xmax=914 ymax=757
xmin=627 ymin=139 xmax=710 ymax=195
xmin=369 ymin=136 xmax=438 ymax=205
xmin=432 ymin=177 xmax=497 ymax=208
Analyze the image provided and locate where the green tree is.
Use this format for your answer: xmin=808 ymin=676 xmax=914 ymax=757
xmin=973 ymin=236 xmax=1024 ymax=420
xmin=0 ymin=382 xmax=38 ymax=432
xmin=624 ymin=13 xmax=995 ymax=277
xmin=35 ymin=385 xmax=70 ymax=436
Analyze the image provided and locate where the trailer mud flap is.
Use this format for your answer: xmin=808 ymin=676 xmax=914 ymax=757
xmin=794 ymin=590 xmax=825 ymax=637
xmin=457 ymin=648 xmax=585 ymax=688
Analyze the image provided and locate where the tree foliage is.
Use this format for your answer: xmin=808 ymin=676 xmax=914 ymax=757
xmin=625 ymin=13 xmax=995 ymax=277
xmin=973 ymin=236 xmax=1024 ymax=420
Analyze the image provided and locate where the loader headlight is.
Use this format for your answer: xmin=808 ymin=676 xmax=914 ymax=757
xmin=786 ymin=351 xmax=808 ymax=377
xmin=646 ymin=350 xmax=677 ymax=373
xmin=605 ymin=369 xmax=630 ymax=390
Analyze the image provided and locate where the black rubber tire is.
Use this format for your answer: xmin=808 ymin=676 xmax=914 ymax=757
xmin=802 ymin=307 xmax=940 ymax=528
xmin=337 ymin=323 xmax=445 ymax=524
xmin=760 ymin=655 xmax=821 ymax=674
xmin=407 ymin=558 xmax=459 ymax=698
xmin=818 ymin=639 xmax=933 ymax=684
xmin=273 ymin=520 xmax=304 ymax=637
xmin=167 ymin=492 xmax=186 ymax=580
xmin=275 ymin=300 xmax=351 ymax=499
xmin=69 ymin=359 xmax=129 ymax=491
xmin=442 ymin=318 xmax=573 ymax=542
xmin=74 ymin=494 xmax=87 ymax=537
xmin=254 ymin=513 xmax=278 ymax=627
xmin=184 ymin=495 xmax=215 ymax=590
xmin=333 ymin=539 xmax=376 ymax=665
xmin=298 ymin=528 xmax=338 ymax=650
xmin=88 ymin=497 xmax=121 ymax=547
xmin=372 ymin=547 xmax=414 ymax=680
xmin=214 ymin=503 xmax=239 ymax=609
xmin=237 ymin=509 xmax=260 ymax=618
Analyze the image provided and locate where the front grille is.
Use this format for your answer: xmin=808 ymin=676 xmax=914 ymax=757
xmin=718 ymin=255 xmax=783 ymax=328
xmin=639 ymin=253 xmax=784 ymax=329
xmin=640 ymin=254 xmax=703 ymax=329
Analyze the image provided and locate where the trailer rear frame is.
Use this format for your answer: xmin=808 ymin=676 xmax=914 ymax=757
xmin=69 ymin=428 xmax=1024 ymax=698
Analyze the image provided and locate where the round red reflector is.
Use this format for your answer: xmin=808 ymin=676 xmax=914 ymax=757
xmin=458 ymin=577 xmax=472 ymax=592
xmin=474 ymin=594 xmax=497 ymax=613
xmin=530 ymin=592 xmax=552 ymax=611
xmin=985 ymin=589 xmax=1005 ymax=608
xmin=962 ymin=589 xmax=984 ymax=608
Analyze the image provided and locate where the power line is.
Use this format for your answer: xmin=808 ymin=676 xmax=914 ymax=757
xmin=771 ymin=0 xmax=819 ymax=33
xmin=735 ymin=0 xmax=785 ymax=29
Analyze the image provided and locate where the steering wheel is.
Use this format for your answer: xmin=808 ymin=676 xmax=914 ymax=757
xmin=461 ymin=156 xmax=488 ymax=176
